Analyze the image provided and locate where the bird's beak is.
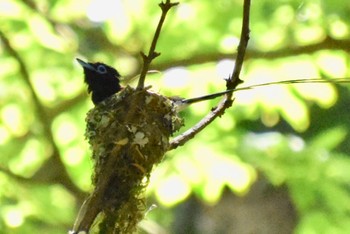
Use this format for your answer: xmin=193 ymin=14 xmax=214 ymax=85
xmin=76 ymin=58 xmax=96 ymax=71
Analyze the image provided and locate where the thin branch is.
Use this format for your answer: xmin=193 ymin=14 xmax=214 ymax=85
xmin=169 ymin=98 xmax=233 ymax=150
xmin=0 ymin=30 xmax=84 ymax=199
xmin=136 ymin=0 xmax=179 ymax=90
xmin=169 ymin=0 xmax=251 ymax=150
xmin=228 ymin=0 xmax=251 ymax=89
xmin=152 ymin=36 xmax=350 ymax=72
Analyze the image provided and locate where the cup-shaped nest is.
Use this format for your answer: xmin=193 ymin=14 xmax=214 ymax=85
xmin=82 ymin=86 xmax=183 ymax=233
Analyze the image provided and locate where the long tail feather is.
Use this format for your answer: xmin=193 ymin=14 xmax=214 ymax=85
xmin=178 ymin=78 xmax=350 ymax=107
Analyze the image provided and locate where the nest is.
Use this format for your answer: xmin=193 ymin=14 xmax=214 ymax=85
xmin=80 ymin=86 xmax=183 ymax=233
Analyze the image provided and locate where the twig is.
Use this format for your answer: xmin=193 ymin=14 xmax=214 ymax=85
xmin=0 ymin=30 xmax=84 ymax=200
xmin=148 ymin=37 xmax=350 ymax=71
xmin=169 ymin=97 xmax=233 ymax=150
xmin=227 ymin=0 xmax=251 ymax=89
xmin=136 ymin=0 xmax=179 ymax=90
xmin=169 ymin=0 xmax=251 ymax=150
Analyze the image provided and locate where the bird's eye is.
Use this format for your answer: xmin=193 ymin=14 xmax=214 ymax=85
xmin=96 ymin=65 xmax=107 ymax=74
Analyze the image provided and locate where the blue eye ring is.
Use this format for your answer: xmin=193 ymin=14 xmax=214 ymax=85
xmin=96 ymin=65 xmax=107 ymax=74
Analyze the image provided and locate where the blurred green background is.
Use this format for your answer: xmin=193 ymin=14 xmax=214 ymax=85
xmin=1 ymin=0 xmax=350 ymax=233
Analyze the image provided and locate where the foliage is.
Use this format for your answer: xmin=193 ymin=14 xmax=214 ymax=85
xmin=0 ymin=0 xmax=350 ymax=233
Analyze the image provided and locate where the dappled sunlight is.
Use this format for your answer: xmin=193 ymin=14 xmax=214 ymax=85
xmin=288 ymin=135 xmax=305 ymax=152
xmin=87 ymin=0 xmax=123 ymax=22
xmin=0 ymin=1 xmax=22 ymax=17
xmin=155 ymin=174 xmax=191 ymax=206
xmin=173 ymin=156 xmax=203 ymax=186
xmin=219 ymin=36 xmax=240 ymax=53
xmin=245 ymin=132 xmax=285 ymax=151
xmin=0 ymin=126 xmax=10 ymax=145
xmin=316 ymin=52 xmax=348 ymax=77
xmin=9 ymin=139 xmax=46 ymax=177
xmin=215 ymin=112 xmax=236 ymax=130
xmin=295 ymin=25 xmax=325 ymax=44
xmin=162 ymin=67 xmax=191 ymax=89
xmin=295 ymin=83 xmax=336 ymax=108
xmin=28 ymin=16 xmax=70 ymax=52
xmin=203 ymin=156 xmax=255 ymax=203
xmin=257 ymin=27 xmax=286 ymax=50
xmin=279 ymin=96 xmax=309 ymax=132
xmin=329 ymin=18 xmax=349 ymax=38
xmin=192 ymin=147 xmax=255 ymax=203
xmin=1 ymin=104 xmax=25 ymax=136
xmin=279 ymin=58 xmax=319 ymax=79
xmin=236 ymin=79 xmax=309 ymax=131
xmin=175 ymin=3 xmax=197 ymax=21
xmin=148 ymin=144 xmax=256 ymax=207
xmin=4 ymin=208 xmax=24 ymax=228
xmin=49 ymin=186 xmax=76 ymax=218
xmin=32 ymin=72 xmax=57 ymax=102
xmin=216 ymin=59 xmax=235 ymax=77
xmin=234 ymin=57 xmax=341 ymax=131
xmin=52 ymin=114 xmax=80 ymax=146
xmin=274 ymin=5 xmax=295 ymax=25
xmin=1 ymin=0 xmax=350 ymax=233
xmin=63 ymin=146 xmax=86 ymax=166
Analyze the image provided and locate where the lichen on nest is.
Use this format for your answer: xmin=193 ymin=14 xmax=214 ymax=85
xmin=81 ymin=86 xmax=183 ymax=233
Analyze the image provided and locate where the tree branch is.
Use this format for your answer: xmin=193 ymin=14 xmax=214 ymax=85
xmin=228 ymin=0 xmax=251 ymax=89
xmin=169 ymin=0 xmax=251 ymax=150
xmin=137 ymin=0 xmax=179 ymax=90
xmin=152 ymin=37 xmax=350 ymax=71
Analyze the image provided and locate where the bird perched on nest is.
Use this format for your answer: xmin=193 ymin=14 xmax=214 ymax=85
xmin=72 ymin=58 xmax=183 ymax=234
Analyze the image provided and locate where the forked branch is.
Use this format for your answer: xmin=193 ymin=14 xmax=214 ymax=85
xmin=169 ymin=0 xmax=251 ymax=150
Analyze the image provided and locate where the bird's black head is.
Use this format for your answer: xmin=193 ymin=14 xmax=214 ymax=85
xmin=76 ymin=58 xmax=122 ymax=105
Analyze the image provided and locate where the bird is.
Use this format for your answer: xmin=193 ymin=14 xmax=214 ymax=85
xmin=76 ymin=58 xmax=122 ymax=105
xmin=76 ymin=58 xmax=240 ymax=108
xmin=77 ymin=58 xmax=350 ymax=108
xmin=75 ymin=58 xmax=184 ymax=233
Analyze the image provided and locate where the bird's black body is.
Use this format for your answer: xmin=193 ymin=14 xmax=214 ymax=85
xmin=77 ymin=58 xmax=122 ymax=105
